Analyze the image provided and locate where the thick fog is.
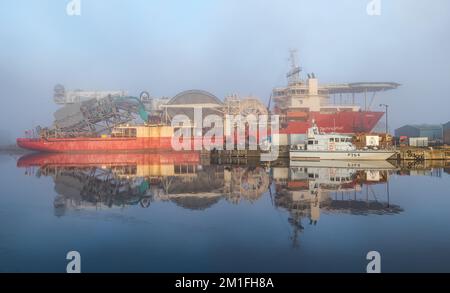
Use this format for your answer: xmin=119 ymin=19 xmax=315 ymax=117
xmin=1 ymin=0 xmax=449 ymax=141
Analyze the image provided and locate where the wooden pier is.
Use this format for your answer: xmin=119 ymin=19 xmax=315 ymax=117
xmin=208 ymin=146 xmax=449 ymax=165
xmin=210 ymin=150 xmax=261 ymax=165
xmin=397 ymin=159 xmax=449 ymax=171
xmin=209 ymin=146 xmax=291 ymax=165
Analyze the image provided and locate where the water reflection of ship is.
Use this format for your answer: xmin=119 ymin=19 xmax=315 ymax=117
xmin=17 ymin=153 xmax=270 ymax=215
xmin=272 ymin=162 xmax=403 ymax=247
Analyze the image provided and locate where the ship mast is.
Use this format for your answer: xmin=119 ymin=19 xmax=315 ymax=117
xmin=286 ymin=49 xmax=302 ymax=85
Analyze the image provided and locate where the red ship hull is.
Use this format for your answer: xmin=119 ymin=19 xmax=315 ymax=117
xmin=280 ymin=111 xmax=384 ymax=134
xmin=16 ymin=137 xmax=215 ymax=153
xmin=17 ymin=111 xmax=382 ymax=152
xmin=16 ymin=137 xmax=174 ymax=153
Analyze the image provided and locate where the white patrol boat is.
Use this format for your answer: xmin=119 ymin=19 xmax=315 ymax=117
xmin=289 ymin=122 xmax=395 ymax=161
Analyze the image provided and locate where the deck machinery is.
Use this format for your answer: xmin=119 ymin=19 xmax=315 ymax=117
xmin=40 ymin=86 xmax=149 ymax=138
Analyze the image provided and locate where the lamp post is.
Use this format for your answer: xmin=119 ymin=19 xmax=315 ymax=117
xmin=379 ymin=104 xmax=389 ymax=134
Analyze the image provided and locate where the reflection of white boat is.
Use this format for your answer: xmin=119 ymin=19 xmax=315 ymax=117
xmin=289 ymin=160 xmax=397 ymax=170
xmin=289 ymin=122 xmax=395 ymax=161
xmin=290 ymin=166 xmax=357 ymax=186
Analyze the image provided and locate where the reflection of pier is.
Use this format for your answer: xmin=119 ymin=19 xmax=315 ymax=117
xmin=273 ymin=163 xmax=403 ymax=247
xmin=396 ymin=160 xmax=447 ymax=177
xmin=17 ymin=153 xmax=270 ymax=214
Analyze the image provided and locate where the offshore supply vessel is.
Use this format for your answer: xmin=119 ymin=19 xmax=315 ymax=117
xmin=273 ymin=51 xmax=400 ymax=141
xmin=16 ymin=52 xmax=400 ymax=153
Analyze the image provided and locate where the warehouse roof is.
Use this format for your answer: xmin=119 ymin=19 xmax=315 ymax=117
xmin=396 ymin=124 xmax=443 ymax=131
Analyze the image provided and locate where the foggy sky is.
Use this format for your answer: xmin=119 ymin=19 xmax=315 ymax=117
xmin=1 ymin=0 xmax=449 ymax=140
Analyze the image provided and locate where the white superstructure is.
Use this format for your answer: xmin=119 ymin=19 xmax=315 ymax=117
xmin=54 ymin=84 xmax=127 ymax=104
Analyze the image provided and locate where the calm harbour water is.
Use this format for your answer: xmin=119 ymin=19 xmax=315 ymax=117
xmin=0 ymin=152 xmax=449 ymax=273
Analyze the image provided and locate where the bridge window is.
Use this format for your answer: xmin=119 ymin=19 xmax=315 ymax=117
xmin=112 ymin=128 xmax=137 ymax=138
xmin=123 ymin=128 xmax=136 ymax=137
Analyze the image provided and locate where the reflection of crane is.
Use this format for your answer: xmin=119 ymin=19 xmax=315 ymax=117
xmin=274 ymin=165 xmax=403 ymax=248
xmin=288 ymin=212 xmax=304 ymax=248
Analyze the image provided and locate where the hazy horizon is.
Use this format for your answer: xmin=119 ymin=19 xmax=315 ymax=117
xmin=1 ymin=0 xmax=450 ymax=141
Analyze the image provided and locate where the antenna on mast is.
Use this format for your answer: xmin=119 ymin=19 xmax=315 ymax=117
xmin=286 ymin=49 xmax=302 ymax=84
